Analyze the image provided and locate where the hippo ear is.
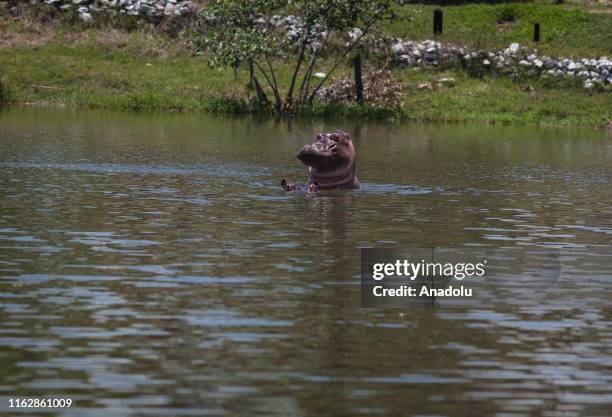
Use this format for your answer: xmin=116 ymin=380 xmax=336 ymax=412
xmin=281 ymin=179 xmax=287 ymax=189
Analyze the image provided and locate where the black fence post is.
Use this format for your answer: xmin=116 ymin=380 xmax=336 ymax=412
xmin=433 ymin=9 xmax=443 ymax=35
xmin=248 ymin=60 xmax=254 ymax=88
xmin=353 ymin=53 xmax=364 ymax=104
xmin=533 ymin=22 xmax=540 ymax=43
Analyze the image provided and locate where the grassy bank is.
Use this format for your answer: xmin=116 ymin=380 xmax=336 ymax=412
xmin=386 ymin=3 xmax=612 ymax=58
xmin=0 ymin=2 xmax=610 ymax=127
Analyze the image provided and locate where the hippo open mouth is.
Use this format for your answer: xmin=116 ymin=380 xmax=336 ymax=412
xmin=282 ymin=131 xmax=359 ymax=191
xmin=297 ymin=133 xmax=340 ymax=169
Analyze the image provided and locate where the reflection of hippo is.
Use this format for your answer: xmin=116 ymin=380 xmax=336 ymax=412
xmin=281 ymin=131 xmax=359 ymax=192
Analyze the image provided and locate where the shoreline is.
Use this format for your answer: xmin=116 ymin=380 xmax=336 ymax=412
xmin=3 ymin=101 xmax=610 ymax=132
xmin=1 ymin=47 xmax=609 ymax=128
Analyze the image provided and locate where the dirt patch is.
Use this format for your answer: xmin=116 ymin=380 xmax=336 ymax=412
xmin=496 ymin=20 xmax=516 ymax=33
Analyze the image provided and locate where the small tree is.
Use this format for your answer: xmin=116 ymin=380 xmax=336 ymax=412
xmin=201 ymin=0 xmax=391 ymax=114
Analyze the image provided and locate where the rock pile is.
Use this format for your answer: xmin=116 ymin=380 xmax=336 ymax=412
xmin=40 ymin=0 xmax=193 ymax=22
xmin=393 ymin=39 xmax=612 ymax=89
xmin=268 ymin=14 xmax=305 ymax=40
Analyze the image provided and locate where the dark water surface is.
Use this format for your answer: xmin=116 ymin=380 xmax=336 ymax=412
xmin=1 ymin=107 xmax=611 ymax=416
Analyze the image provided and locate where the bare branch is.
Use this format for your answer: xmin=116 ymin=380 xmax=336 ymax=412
xmin=253 ymin=76 xmax=270 ymax=105
xmin=264 ymin=55 xmax=282 ymax=111
xmin=307 ymin=17 xmax=380 ymax=104
xmin=286 ymin=39 xmax=308 ymax=103
xmin=252 ymin=60 xmax=276 ymax=95
xmin=299 ymin=31 xmax=330 ymax=103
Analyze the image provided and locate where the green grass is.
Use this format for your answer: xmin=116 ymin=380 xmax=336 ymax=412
xmin=0 ymin=3 xmax=610 ymax=127
xmin=1 ymin=41 xmax=610 ymax=127
xmin=0 ymin=40 xmax=235 ymax=109
xmin=386 ymin=3 xmax=612 ymax=58
xmin=394 ymin=69 xmax=610 ymax=127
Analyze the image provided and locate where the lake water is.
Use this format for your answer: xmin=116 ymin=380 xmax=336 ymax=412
xmin=1 ymin=107 xmax=611 ymax=416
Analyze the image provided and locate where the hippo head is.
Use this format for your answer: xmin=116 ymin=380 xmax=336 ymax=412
xmin=297 ymin=131 xmax=359 ymax=189
xmin=298 ymin=131 xmax=355 ymax=170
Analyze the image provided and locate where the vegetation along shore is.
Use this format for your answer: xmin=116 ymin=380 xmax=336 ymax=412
xmin=0 ymin=1 xmax=611 ymax=127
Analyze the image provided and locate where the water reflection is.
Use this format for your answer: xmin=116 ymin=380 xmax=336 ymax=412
xmin=0 ymin=107 xmax=611 ymax=416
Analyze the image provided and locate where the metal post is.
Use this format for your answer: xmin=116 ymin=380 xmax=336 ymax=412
xmin=433 ymin=9 xmax=443 ymax=35
xmin=533 ymin=22 xmax=541 ymax=43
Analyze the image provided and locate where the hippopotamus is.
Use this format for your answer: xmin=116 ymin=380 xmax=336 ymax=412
xmin=281 ymin=131 xmax=359 ymax=192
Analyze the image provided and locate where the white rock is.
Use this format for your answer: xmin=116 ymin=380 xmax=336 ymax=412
xmin=348 ymin=28 xmax=363 ymax=41
xmin=508 ymin=43 xmax=520 ymax=54
xmin=253 ymin=17 xmax=267 ymax=26
xmin=483 ymin=59 xmax=490 ymax=66
xmin=314 ymin=72 xmax=326 ymax=79
xmin=79 ymin=11 xmax=92 ymax=22
xmin=392 ymin=42 xmax=405 ymax=55
xmin=270 ymin=15 xmax=282 ymax=26
xmin=400 ymin=55 xmax=413 ymax=66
